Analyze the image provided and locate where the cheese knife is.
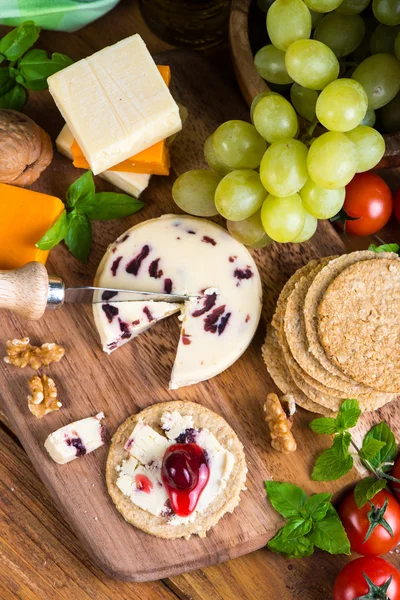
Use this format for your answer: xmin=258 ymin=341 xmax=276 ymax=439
xmin=0 ymin=262 xmax=200 ymax=321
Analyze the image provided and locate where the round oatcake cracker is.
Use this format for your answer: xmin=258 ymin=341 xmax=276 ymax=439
xmin=318 ymin=259 xmax=400 ymax=394
xmin=303 ymin=251 xmax=399 ymax=382
xmin=106 ymin=401 xmax=247 ymax=539
xmin=262 ymin=325 xmax=334 ymax=415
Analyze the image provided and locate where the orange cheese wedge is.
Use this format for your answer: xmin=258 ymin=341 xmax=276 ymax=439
xmin=71 ymin=65 xmax=171 ymax=176
xmin=0 ymin=183 xmax=64 ymax=270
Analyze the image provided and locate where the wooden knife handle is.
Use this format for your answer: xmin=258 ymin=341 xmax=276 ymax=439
xmin=0 ymin=262 xmax=49 ymax=321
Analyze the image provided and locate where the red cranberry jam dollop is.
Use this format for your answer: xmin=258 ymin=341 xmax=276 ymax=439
xmin=161 ymin=443 xmax=210 ymax=517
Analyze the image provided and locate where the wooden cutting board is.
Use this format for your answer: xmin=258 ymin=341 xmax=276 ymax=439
xmin=0 ymin=50 xmax=395 ymax=583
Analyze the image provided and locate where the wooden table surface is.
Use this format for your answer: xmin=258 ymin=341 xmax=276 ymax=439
xmin=1 ymin=1 xmax=400 ymax=598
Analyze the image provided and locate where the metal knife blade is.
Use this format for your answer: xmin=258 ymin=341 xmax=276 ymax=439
xmin=63 ymin=287 xmax=200 ymax=304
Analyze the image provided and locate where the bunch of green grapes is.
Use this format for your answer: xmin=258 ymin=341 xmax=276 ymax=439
xmin=172 ymin=0 xmax=400 ymax=247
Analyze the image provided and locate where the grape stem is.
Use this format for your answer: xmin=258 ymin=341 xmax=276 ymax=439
xmin=307 ymin=117 xmax=319 ymax=139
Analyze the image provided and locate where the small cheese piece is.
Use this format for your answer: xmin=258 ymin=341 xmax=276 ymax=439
xmin=55 ymin=124 xmax=151 ymax=198
xmin=161 ymin=411 xmax=194 ymax=440
xmin=125 ymin=419 xmax=171 ymax=464
xmin=93 ymin=215 xmax=262 ymax=389
xmin=44 ymin=415 xmax=106 ymax=464
xmin=48 ymin=34 xmax=182 ymax=174
xmin=117 ymin=464 xmax=169 ymax=516
xmin=0 ymin=183 xmax=64 ymax=270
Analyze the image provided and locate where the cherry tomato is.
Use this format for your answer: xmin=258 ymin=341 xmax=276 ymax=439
xmin=394 ymin=187 xmax=400 ymax=226
xmin=338 ymin=489 xmax=400 ymax=556
xmin=334 ymin=556 xmax=400 ymax=600
xmin=391 ymin=457 xmax=400 ymax=502
xmin=343 ymin=173 xmax=393 ymax=236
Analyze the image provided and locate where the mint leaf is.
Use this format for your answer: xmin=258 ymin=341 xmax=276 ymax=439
xmin=309 ymin=417 xmax=338 ymax=435
xmin=36 ymin=210 xmax=68 ymax=251
xmin=66 ymin=171 xmax=95 ymax=210
xmin=354 ymin=477 xmax=387 ymax=509
xmin=0 ymin=83 xmax=26 ymax=110
xmin=363 ymin=423 xmax=397 ymax=472
xmin=0 ymin=22 xmax=40 ymax=62
xmin=281 ymin=517 xmax=312 ymax=541
xmin=335 ymin=399 xmax=361 ymax=431
xmin=313 ymin=513 xmax=351 ymax=555
xmin=65 ymin=211 xmax=92 ymax=263
xmin=360 ymin=438 xmax=387 ymax=462
xmin=305 ymin=493 xmax=332 ymax=522
xmin=19 ymin=50 xmax=73 ymax=90
xmin=81 ymin=192 xmax=144 ymax=220
xmin=368 ymin=243 xmax=400 ymax=255
xmin=265 ymin=481 xmax=307 ymax=519
xmin=312 ymin=432 xmax=353 ymax=481
xmin=0 ymin=67 xmax=15 ymax=96
xmin=267 ymin=529 xmax=314 ymax=558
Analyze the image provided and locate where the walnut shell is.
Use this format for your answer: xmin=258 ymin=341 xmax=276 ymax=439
xmin=0 ymin=109 xmax=53 ymax=186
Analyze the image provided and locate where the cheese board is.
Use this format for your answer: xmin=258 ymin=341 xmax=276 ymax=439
xmin=0 ymin=47 xmax=398 ymax=582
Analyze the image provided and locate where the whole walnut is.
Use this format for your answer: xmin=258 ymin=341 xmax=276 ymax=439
xmin=0 ymin=109 xmax=53 ymax=186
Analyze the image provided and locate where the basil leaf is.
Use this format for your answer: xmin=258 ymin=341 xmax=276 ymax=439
xmin=368 ymin=243 xmax=400 ymax=255
xmin=360 ymin=438 xmax=387 ymax=462
xmin=305 ymin=493 xmax=332 ymax=522
xmin=313 ymin=513 xmax=351 ymax=555
xmin=312 ymin=433 xmax=353 ymax=481
xmin=281 ymin=517 xmax=312 ymax=541
xmin=65 ymin=211 xmax=92 ymax=263
xmin=36 ymin=210 xmax=68 ymax=250
xmin=354 ymin=477 xmax=387 ymax=509
xmin=309 ymin=417 xmax=338 ymax=435
xmin=265 ymin=481 xmax=308 ymax=519
xmin=0 ymin=83 xmax=26 ymax=111
xmin=0 ymin=21 xmax=40 ymax=61
xmin=19 ymin=50 xmax=73 ymax=90
xmin=267 ymin=529 xmax=314 ymax=558
xmin=66 ymin=171 xmax=95 ymax=210
xmin=0 ymin=67 xmax=15 ymax=96
xmin=335 ymin=399 xmax=361 ymax=431
xmin=81 ymin=192 xmax=145 ymax=220
xmin=363 ymin=423 xmax=397 ymax=472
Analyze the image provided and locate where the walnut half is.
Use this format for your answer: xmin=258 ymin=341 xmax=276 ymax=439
xmin=4 ymin=338 xmax=65 ymax=369
xmin=264 ymin=393 xmax=297 ymax=454
xmin=28 ymin=374 xmax=62 ymax=419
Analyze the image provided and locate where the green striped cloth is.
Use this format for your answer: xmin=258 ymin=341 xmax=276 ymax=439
xmin=0 ymin=0 xmax=121 ymax=32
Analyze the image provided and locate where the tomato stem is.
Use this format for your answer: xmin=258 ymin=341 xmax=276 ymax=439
xmin=364 ymin=497 xmax=394 ymax=543
xmin=354 ymin=572 xmax=393 ymax=600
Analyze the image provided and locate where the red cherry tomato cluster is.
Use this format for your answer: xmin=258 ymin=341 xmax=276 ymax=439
xmin=334 ymin=459 xmax=400 ymax=600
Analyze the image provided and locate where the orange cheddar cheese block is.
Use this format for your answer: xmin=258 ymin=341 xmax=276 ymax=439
xmin=0 ymin=183 xmax=64 ymax=270
xmin=71 ymin=65 xmax=171 ymax=176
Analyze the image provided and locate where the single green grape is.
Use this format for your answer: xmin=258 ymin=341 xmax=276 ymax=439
xmin=345 ymin=125 xmax=385 ymax=172
xmin=300 ymin=179 xmax=345 ymax=219
xmin=212 ymin=120 xmax=267 ymax=170
xmin=285 ymin=40 xmax=340 ymax=90
xmin=310 ymin=10 xmax=324 ymax=28
xmin=215 ymin=169 xmax=267 ymax=221
xmin=204 ymin=135 xmax=230 ymax=174
xmin=336 ymin=0 xmax=371 ymax=14
xmin=352 ymin=17 xmax=377 ymax=62
xmin=372 ymin=0 xmax=400 ymax=26
xmin=396 ymin=32 xmax=400 ymax=60
xmin=254 ymin=45 xmax=294 ymax=85
xmin=380 ymin=91 xmax=400 ymax=132
xmin=250 ymin=91 xmax=278 ymax=122
xmin=360 ymin=109 xmax=376 ymax=126
xmin=291 ymin=211 xmax=318 ymax=243
xmin=261 ymin=193 xmax=306 ymax=243
xmin=172 ymin=170 xmax=221 ymax=217
xmin=316 ymin=78 xmax=368 ymax=132
xmin=290 ymin=83 xmax=318 ymax=121
xmin=227 ymin=210 xmax=273 ymax=247
xmin=352 ymin=53 xmax=400 ymax=109
xmin=252 ymin=94 xmax=298 ymax=143
xmin=307 ymin=131 xmax=358 ymax=189
xmin=314 ymin=13 xmax=365 ymax=58
xmin=260 ymin=139 xmax=308 ymax=197
xmin=250 ymin=234 xmax=274 ymax=249
xmin=303 ymin=0 xmax=343 ymax=12
xmin=267 ymin=0 xmax=312 ymax=51
xmin=370 ymin=25 xmax=400 ymax=55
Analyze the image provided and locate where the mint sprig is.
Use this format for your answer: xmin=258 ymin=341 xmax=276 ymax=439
xmin=265 ymin=481 xmax=350 ymax=558
xmin=36 ymin=171 xmax=145 ymax=263
xmin=0 ymin=21 xmax=72 ymax=110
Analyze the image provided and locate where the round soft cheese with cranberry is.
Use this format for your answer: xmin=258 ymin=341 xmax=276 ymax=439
xmin=93 ymin=214 xmax=262 ymax=389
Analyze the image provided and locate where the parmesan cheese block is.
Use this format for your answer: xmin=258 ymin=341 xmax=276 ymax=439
xmin=48 ymin=34 xmax=182 ymax=175
xmin=93 ymin=214 xmax=262 ymax=389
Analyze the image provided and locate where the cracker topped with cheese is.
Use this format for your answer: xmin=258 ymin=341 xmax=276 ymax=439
xmin=106 ymin=401 xmax=247 ymax=539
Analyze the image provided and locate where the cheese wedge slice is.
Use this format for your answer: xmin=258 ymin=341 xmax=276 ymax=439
xmin=93 ymin=215 xmax=262 ymax=389
xmin=56 ymin=124 xmax=151 ymax=198
xmin=48 ymin=35 xmax=182 ymax=175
